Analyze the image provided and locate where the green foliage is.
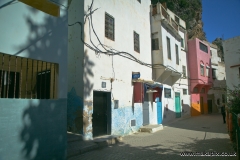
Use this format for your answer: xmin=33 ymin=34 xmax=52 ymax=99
xmin=227 ymin=86 xmax=240 ymax=113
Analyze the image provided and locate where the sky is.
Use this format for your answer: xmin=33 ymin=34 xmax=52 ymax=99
xmin=202 ymin=0 xmax=240 ymax=42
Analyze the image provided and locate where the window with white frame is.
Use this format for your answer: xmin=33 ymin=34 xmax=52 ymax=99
xmin=164 ymin=88 xmax=171 ymax=98
xmin=200 ymin=64 xmax=204 ymax=76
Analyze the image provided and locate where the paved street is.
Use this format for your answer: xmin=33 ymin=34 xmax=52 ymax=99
xmin=70 ymin=114 xmax=237 ymax=160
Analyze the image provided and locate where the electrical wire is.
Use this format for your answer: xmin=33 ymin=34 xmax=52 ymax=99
xmin=68 ymin=0 xmax=183 ymax=76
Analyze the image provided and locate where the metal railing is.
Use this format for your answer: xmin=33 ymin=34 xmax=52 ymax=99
xmin=0 ymin=53 xmax=58 ymax=99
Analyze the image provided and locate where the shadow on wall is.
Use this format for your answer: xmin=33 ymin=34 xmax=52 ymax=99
xmin=20 ymin=100 xmax=67 ymax=160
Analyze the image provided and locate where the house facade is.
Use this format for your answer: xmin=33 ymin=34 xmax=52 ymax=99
xmin=207 ymin=42 xmax=226 ymax=113
xmin=150 ymin=3 xmax=190 ymax=124
xmin=0 ymin=0 xmax=68 ymax=159
xmin=68 ymin=0 xmax=153 ymax=140
xmin=188 ymin=38 xmax=213 ymax=116
xmin=223 ymin=36 xmax=240 ymax=90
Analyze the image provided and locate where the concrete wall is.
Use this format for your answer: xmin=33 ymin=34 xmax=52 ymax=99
xmin=0 ymin=0 xmax=68 ymax=99
xmin=0 ymin=99 xmax=67 ymax=160
xmin=208 ymin=46 xmax=226 ymax=113
xmin=223 ymin=36 xmax=240 ymax=90
xmin=68 ymin=0 xmax=152 ymax=139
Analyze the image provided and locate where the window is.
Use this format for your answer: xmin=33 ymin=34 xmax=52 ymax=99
xmin=167 ymin=37 xmax=171 ymax=59
xmin=164 ymin=88 xmax=171 ymax=98
xmin=199 ymin=42 xmax=208 ymax=53
xmin=152 ymin=38 xmax=159 ymax=50
xmin=0 ymin=53 xmax=58 ymax=99
xmin=175 ymin=44 xmax=179 ymax=65
xmin=239 ymin=67 xmax=240 ymax=77
xmin=212 ymin=68 xmax=216 ymax=79
xmin=134 ymin=31 xmax=140 ymax=53
xmin=200 ymin=64 xmax=204 ymax=76
xmin=210 ymin=50 xmax=212 ymax=56
xmin=105 ymin=13 xmax=114 ymax=40
xmin=181 ymin=38 xmax=184 ymax=48
xmin=201 ymin=88 xmax=205 ymax=93
xmin=193 ymin=87 xmax=198 ymax=93
xmin=183 ymin=89 xmax=187 ymax=95
xmin=222 ymin=94 xmax=225 ymax=103
xmin=217 ymin=98 xmax=220 ymax=105
xmin=206 ymin=66 xmax=210 ymax=77
xmin=182 ymin=65 xmax=186 ymax=77
xmin=175 ymin=16 xmax=179 ymax=23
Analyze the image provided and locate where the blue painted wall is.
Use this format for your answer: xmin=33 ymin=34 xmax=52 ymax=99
xmin=112 ymin=104 xmax=143 ymax=136
xmin=67 ymin=87 xmax=83 ymax=134
xmin=0 ymin=99 xmax=67 ymax=160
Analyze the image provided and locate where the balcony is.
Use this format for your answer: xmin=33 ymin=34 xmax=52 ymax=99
xmin=151 ymin=3 xmax=180 ymax=39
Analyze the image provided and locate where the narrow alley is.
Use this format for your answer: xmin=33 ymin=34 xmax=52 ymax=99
xmin=69 ymin=114 xmax=236 ymax=160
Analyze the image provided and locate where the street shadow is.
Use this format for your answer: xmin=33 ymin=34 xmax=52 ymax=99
xmin=20 ymin=100 xmax=67 ymax=160
xmin=75 ymin=136 xmax=236 ymax=160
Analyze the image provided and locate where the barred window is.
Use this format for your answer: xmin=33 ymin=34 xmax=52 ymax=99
xmin=167 ymin=37 xmax=171 ymax=59
xmin=152 ymin=38 xmax=159 ymax=50
xmin=0 ymin=53 xmax=58 ymax=99
xmin=105 ymin=13 xmax=114 ymax=41
xmin=134 ymin=31 xmax=140 ymax=53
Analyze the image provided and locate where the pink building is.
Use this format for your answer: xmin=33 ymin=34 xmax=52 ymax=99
xmin=188 ymin=38 xmax=213 ymax=116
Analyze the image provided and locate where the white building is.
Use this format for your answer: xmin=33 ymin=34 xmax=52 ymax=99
xmin=68 ymin=0 xmax=153 ymax=140
xmin=150 ymin=3 xmax=190 ymax=124
xmin=206 ymin=42 xmax=226 ymax=113
xmin=223 ymin=36 xmax=240 ymax=90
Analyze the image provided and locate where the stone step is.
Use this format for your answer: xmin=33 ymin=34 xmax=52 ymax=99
xmin=67 ymin=134 xmax=123 ymax=159
xmin=140 ymin=124 xmax=163 ymax=133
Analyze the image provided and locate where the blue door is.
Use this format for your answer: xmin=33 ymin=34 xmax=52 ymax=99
xmin=156 ymin=97 xmax=162 ymax=124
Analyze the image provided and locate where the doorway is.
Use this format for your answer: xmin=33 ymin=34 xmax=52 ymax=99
xmin=175 ymin=92 xmax=181 ymax=118
xmin=200 ymin=96 xmax=204 ymax=114
xmin=207 ymin=100 xmax=212 ymax=114
xmin=93 ymin=91 xmax=111 ymax=137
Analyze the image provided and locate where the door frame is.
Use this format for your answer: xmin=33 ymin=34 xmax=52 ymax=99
xmin=92 ymin=91 xmax=111 ymax=137
xmin=175 ymin=92 xmax=181 ymax=118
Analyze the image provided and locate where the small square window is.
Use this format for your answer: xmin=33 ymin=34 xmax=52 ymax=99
xmin=134 ymin=31 xmax=140 ymax=53
xmin=164 ymin=88 xmax=171 ymax=98
xmin=183 ymin=89 xmax=187 ymax=95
